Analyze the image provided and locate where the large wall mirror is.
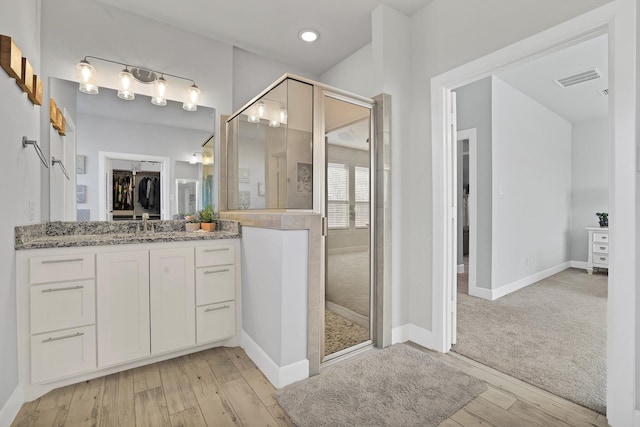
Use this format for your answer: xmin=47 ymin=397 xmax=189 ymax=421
xmin=48 ymin=78 xmax=216 ymax=221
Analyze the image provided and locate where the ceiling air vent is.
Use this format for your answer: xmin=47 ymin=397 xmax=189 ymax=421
xmin=598 ymin=88 xmax=609 ymax=96
xmin=554 ymin=68 xmax=602 ymax=88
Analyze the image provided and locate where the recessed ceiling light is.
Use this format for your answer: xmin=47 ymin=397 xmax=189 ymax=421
xmin=299 ymin=30 xmax=319 ymax=43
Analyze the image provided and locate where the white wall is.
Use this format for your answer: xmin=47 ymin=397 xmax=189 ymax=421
xmin=240 ymin=227 xmax=308 ymax=366
xmin=0 ymin=0 xmax=41 ymax=419
xmin=76 ymin=114 xmax=211 ymax=219
xmin=454 ymin=78 xmax=493 ymax=289
xmin=570 ymin=118 xmax=609 ymax=262
xmin=232 ymin=48 xmax=319 ymax=113
xmin=321 ymin=44 xmax=374 ymax=97
xmin=491 ymin=77 xmax=572 ymax=288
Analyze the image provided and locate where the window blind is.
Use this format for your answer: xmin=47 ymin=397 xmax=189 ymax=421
xmin=327 ymin=162 xmax=349 ymax=229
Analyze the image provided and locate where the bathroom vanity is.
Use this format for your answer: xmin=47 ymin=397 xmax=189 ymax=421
xmin=15 ymin=220 xmax=241 ymax=400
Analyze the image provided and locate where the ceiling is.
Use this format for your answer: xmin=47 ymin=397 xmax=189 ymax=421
xmin=94 ymin=0 xmax=435 ymax=74
xmin=496 ymin=34 xmax=608 ymax=123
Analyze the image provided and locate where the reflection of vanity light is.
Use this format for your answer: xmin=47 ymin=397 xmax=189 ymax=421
xmin=269 ymin=119 xmax=280 ymax=128
xmin=257 ymin=102 xmax=266 ymax=118
xmin=279 ymin=107 xmax=287 ymax=124
xmin=190 ymin=153 xmax=198 ymax=164
xmin=247 ymin=114 xmax=259 ymax=123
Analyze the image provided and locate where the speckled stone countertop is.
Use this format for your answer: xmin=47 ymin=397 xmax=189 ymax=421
xmin=15 ymin=220 xmax=240 ymax=250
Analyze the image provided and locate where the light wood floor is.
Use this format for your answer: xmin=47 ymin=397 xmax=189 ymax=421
xmin=11 ymin=345 xmax=608 ymax=427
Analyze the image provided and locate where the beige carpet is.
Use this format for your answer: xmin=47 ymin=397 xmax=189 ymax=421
xmin=326 ymin=250 xmax=369 ymax=317
xmin=275 ymin=344 xmax=486 ymax=426
xmin=324 ymin=310 xmax=369 ymax=356
xmin=454 ymin=268 xmax=607 ymax=414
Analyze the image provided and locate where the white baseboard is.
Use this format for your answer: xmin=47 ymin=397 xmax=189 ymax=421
xmin=0 ymin=385 xmax=23 ymax=427
xmin=240 ymin=330 xmax=308 ymax=389
xmin=457 ymin=264 xmax=465 ymax=274
xmin=391 ymin=324 xmax=442 ymax=351
xmin=491 ymin=262 xmax=571 ymax=300
xmin=468 ymin=286 xmax=493 ymax=300
xmin=570 ymin=260 xmax=588 ymax=270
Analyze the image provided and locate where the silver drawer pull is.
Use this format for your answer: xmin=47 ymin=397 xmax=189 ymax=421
xmin=600 ymin=257 xmax=607 ymax=261
xmin=601 ymin=236 xmax=608 ymax=240
xmin=205 ymin=305 xmax=230 ymax=313
xmin=204 ymin=248 xmax=230 ymax=253
xmin=42 ymin=258 xmax=84 ymax=264
xmin=42 ymin=332 xmax=84 ymax=343
xmin=204 ymin=269 xmax=230 ymax=275
xmin=42 ymin=285 xmax=84 ymax=293
xmin=600 ymin=246 xmax=607 ymax=250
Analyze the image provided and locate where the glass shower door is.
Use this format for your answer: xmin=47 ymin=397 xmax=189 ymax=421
xmin=323 ymin=94 xmax=373 ymax=360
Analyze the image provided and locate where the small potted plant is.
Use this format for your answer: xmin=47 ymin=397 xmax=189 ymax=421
xmin=184 ymin=213 xmax=201 ymax=232
xmin=199 ymin=205 xmax=217 ymax=232
xmin=596 ymin=212 xmax=608 ymax=227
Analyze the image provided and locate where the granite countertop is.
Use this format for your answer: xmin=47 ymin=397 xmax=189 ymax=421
xmin=15 ymin=220 xmax=241 ymax=250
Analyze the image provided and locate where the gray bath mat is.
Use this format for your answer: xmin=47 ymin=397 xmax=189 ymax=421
xmin=274 ymin=343 xmax=486 ymax=426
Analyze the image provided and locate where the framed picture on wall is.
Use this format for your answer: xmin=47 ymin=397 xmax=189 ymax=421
xmin=76 ymin=155 xmax=86 ymax=174
xmin=239 ymin=168 xmax=251 ymax=184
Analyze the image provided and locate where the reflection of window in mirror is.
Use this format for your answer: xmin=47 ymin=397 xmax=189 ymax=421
xmin=175 ymin=160 xmax=202 ymax=217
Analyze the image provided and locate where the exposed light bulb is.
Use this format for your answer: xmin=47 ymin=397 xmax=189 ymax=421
xmin=183 ymin=84 xmax=201 ymax=112
xmin=117 ymin=68 xmax=135 ymax=100
xmin=151 ymin=76 xmax=168 ymax=106
xmin=76 ymin=59 xmax=98 ymax=95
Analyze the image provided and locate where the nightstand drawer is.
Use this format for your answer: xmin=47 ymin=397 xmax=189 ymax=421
xmin=592 ymin=243 xmax=609 ymax=254
xmin=30 ymin=279 xmax=95 ymax=334
xmin=593 ymin=254 xmax=609 ymax=265
xmin=593 ymin=233 xmax=609 ymax=243
xmin=195 ymin=245 xmax=234 ymax=267
xmin=29 ymin=254 xmax=95 ymax=284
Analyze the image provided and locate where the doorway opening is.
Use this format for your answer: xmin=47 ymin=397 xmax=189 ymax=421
xmin=440 ymin=31 xmax=610 ymax=414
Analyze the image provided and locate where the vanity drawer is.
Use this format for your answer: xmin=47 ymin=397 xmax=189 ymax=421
xmin=30 ymin=279 xmax=95 ymax=334
xmin=29 ymin=253 xmax=95 ymax=285
xmin=592 ymin=243 xmax=609 ymax=254
xmin=195 ymin=245 xmax=234 ymax=268
xmin=196 ymin=302 xmax=235 ymax=344
xmin=593 ymin=233 xmax=609 ymax=243
xmin=31 ymin=325 xmax=96 ymax=384
xmin=196 ymin=265 xmax=235 ymax=306
xmin=593 ymin=254 xmax=609 ymax=265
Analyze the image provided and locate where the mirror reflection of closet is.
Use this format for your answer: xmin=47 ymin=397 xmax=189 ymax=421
xmin=48 ymin=77 xmax=216 ymax=222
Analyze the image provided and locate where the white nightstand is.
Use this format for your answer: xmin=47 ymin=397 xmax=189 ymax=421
xmin=586 ymin=226 xmax=609 ymax=274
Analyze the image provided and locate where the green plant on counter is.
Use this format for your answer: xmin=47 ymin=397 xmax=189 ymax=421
xmin=184 ymin=213 xmax=200 ymax=223
xmin=596 ymin=212 xmax=608 ymax=227
xmin=199 ymin=205 xmax=217 ymax=223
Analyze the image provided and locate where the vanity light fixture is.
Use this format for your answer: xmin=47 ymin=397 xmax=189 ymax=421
xmin=256 ymin=101 xmax=266 ymax=118
xmin=151 ymin=75 xmax=168 ymax=106
xmin=299 ymin=29 xmax=319 ymax=43
xmin=189 ymin=153 xmax=198 ymax=164
xmin=117 ymin=67 xmax=135 ymax=100
xmin=75 ymin=56 xmax=201 ymax=111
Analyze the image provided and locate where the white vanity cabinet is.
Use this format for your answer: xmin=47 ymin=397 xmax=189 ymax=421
xmin=96 ymin=250 xmax=150 ymax=367
xmin=16 ymin=238 xmax=240 ymax=401
xmin=586 ymin=227 xmax=609 ymax=274
xmin=26 ymin=253 xmax=97 ymax=384
xmin=150 ymin=247 xmax=196 ymax=353
xmin=195 ymin=245 xmax=236 ymax=344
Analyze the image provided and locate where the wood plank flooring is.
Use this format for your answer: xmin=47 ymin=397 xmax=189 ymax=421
xmin=11 ymin=345 xmax=608 ymax=427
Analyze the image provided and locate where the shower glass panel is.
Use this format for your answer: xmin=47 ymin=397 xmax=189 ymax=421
xmin=323 ymin=95 xmax=372 ymax=359
xmin=226 ymin=78 xmax=313 ymax=210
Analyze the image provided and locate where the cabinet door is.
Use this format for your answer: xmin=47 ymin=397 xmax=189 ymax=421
xmin=150 ymin=247 xmax=195 ymax=354
xmin=96 ymin=251 xmax=150 ymax=367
